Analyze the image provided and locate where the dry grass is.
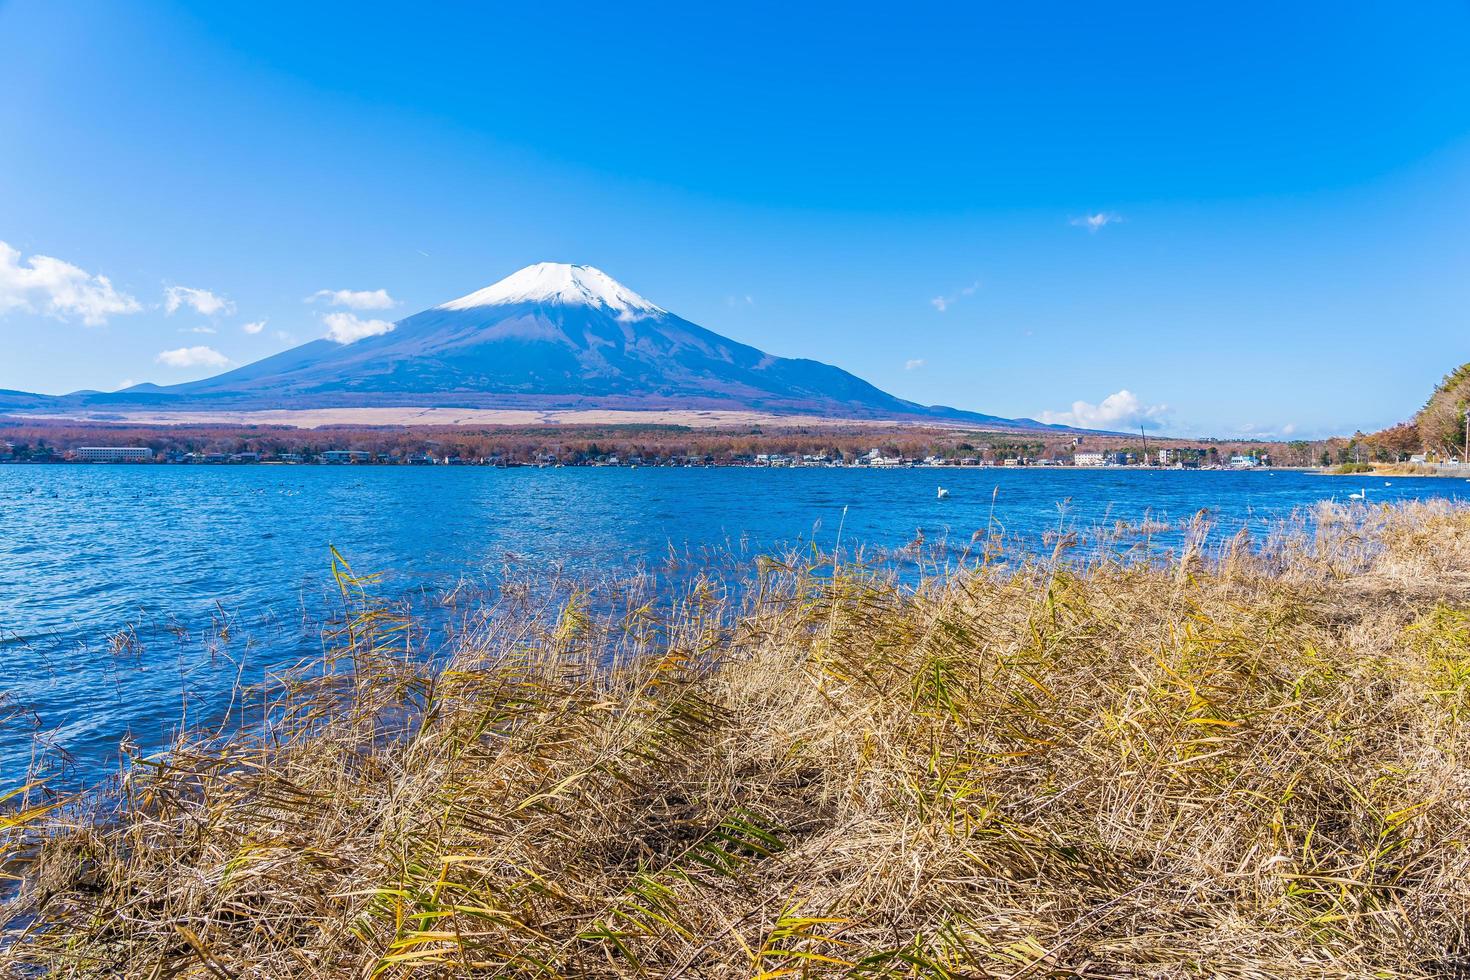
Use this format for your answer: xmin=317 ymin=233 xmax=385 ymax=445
xmin=1370 ymin=463 xmax=1452 ymax=478
xmin=5 ymin=502 xmax=1470 ymax=977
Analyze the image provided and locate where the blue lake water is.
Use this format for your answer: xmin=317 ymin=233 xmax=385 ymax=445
xmin=1 ymin=465 xmax=1463 ymax=787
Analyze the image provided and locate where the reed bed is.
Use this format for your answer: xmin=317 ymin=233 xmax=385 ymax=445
xmin=5 ymin=501 xmax=1470 ymax=977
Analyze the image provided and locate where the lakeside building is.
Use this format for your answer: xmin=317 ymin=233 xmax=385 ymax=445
xmin=73 ymin=446 xmax=154 ymax=463
xmin=1073 ymin=452 xmax=1106 ymax=467
xmin=859 ymin=449 xmax=906 ymax=467
xmin=1159 ymin=447 xmax=1211 ymax=468
xmin=321 ymin=450 xmax=373 ymax=464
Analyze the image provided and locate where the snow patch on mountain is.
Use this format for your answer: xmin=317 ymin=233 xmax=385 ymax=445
xmin=439 ymin=262 xmax=664 ymax=315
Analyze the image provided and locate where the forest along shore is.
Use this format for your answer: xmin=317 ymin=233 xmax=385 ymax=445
xmin=3 ymin=500 xmax=1470 ymax=976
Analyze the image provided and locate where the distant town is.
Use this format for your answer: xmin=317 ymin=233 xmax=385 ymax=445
xmin=3 ymin=414 xmax=1435 ymax=473
xmin=5 ymin=439 xmax=1279 ymax=468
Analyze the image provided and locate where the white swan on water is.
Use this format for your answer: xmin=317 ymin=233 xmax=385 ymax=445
xmin=937 ymin=486 xmax=950 ymax=499
xmin=1347 ymin=487 xmax=1368 ymax=500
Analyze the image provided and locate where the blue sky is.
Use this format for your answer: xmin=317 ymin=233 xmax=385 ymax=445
xmin=2 ymin=0 xmax=1468 ymax=438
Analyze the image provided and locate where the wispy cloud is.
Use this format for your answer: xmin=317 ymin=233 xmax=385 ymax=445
xmin=164 ymin=285 xmax=235 ymax=317
xmin=241 ymin=319 xmax=266 ymax=335
xmin=182 ymin=325 xmax=217 ymax=334
xmin=155 ymin=345 xmax=230 ymax=369
xmin=1070 ymin=212 xmax=1122 ymax=233
xmin=0 ymin=240 xmax=142 ymax=326
xmin=905 ymin=358 xmax=926 ymax=371
xmin=1230 ymin=421 xmax=1306 ymax=440
xmin=323 ymin=311 xmax=394 ymax=344
xmin=1040 ymin=389 xmax=1167 ymax=430
xmin=309 ymin=288 xmax=396 ymax=310
xmin=726 ymin=294 xmax=754 ymax=308
xmin=930 ymin=280 xmax=980 ymax=313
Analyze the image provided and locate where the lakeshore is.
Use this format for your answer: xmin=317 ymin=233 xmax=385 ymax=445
xmin=4 ymin=499 xmax=1469 ymax=976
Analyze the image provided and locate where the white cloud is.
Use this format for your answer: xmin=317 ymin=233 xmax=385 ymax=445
xmin=155 ymin=345 xmax=230 ymax=369
xmin=905 ymin=358 xmax=926 ymax=371
xmin=323 ymin=311 xmax=394 ymax=344
xmin=930 ymin=280 xmax=980 ymax=313
xmin=309 ymin=288 xmax=396 ymax=310
xmin=183 ymin=325 xmax=217 ymax=334
xmin=1039 ymin=389 xmax=1168 ymax=430
xmin=0 ymin=240 xmax=142 ymax=325
xmin=726 ymin=294 xmax=755 ymax=308
xmin=1070 ymin=212 xmax=1122 ymax=233
xmin=241 ymin=319 xmax=266 ymax=334
xmin=164 ymin=285 xmax=234 ymax=317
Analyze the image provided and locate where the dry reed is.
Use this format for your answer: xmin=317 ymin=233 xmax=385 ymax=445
xmin=4 ymin=501 xmax=1470 ymax=977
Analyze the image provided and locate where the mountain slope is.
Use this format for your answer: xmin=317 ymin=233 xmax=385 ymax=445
xmin=14 ymin=263 xmax=1058 ymax=428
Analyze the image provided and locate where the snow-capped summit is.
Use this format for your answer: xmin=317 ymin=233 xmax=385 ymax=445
xmin=438 ymin=262 xmax=664 ymax=315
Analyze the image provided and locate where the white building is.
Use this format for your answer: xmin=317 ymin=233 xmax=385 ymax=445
xmin=1073 ymin=451 xmax=1106 ymax=467
xmin=74 ymin=446 xmax=153 ymax=462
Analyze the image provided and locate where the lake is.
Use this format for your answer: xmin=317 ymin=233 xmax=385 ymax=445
xmin=1 ymin=464 xmax=1462 ymax=787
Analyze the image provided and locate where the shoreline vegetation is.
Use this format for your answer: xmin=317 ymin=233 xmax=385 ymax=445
xmin=5 ymin=501 xmax=1470 ymax=976
xmin=1333 ymin=461 xmax=1470 ymax=479
xmin=0 ymin=416 xmax=1334 ymax=471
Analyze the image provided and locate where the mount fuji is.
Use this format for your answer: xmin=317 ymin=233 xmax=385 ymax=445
xmin=5 ymin=263 xmax=1058 ymax=428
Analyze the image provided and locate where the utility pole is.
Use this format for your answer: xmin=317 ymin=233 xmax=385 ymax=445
xmin=1463 ymin=408 xmax=1468 ymax=465
xmin=1140 ymin=424 xmax=1148 ymax=467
